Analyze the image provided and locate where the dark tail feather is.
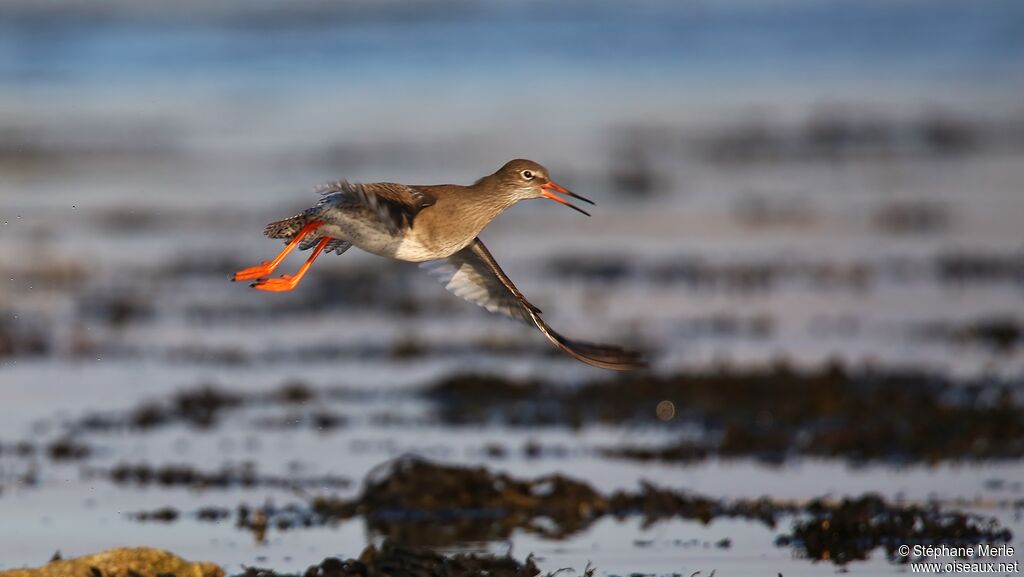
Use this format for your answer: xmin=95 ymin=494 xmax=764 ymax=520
xmin=264 ymin=215 xmax=308 ymax=239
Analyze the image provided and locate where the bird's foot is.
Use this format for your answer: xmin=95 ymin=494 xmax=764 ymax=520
xmin=251 ymin=275 xmax=299 ymax=292
xmin=233 ymin=262 xmax=276 ymax=282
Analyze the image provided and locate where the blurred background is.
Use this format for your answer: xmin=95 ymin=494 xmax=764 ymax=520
xmin=1 ymin=0 xmax=1023 ymax=575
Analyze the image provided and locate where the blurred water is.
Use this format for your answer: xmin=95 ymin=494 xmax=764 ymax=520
xmin=2 ymin=0 xmax=1024 ymax=574
xmin=2 ymin=0 xmax=1023 ymax=88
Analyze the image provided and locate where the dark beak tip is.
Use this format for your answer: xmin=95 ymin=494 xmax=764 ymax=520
xmin=571 ymin=193 xmax=596 ymax=206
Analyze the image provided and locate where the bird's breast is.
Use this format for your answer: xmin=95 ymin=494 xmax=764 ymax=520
xmin=391 ymin=226 xmax=474 ymax=262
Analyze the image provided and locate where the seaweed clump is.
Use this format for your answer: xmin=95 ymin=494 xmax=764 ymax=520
xmin=156 ymin=457 xmax=786 ymax=545
xmin=128 ymin=457 xmax=1011 ymax=566
xmin=237 ymin=540 xmax=539 ymax=577
xmin=352 ymin=457 xmax=606 ymax=544
xmin=427 ymin=364 xmax=1024 ymax=463
xmin=99 ymin=462 xmax=349 ymax=491
xmin=776 ymin=495 xmax=1014 ymax=565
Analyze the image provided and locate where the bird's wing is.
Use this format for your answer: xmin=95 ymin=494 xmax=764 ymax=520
xmin=420 ymin=238 xmax=646 ymax=370
xmin=297 ymin=237 xmax=352 ymax=255
xmin=315 ymin=180 xmax=436 ymax=234
xmin=420 ymin=240 xmax=541 ymax=325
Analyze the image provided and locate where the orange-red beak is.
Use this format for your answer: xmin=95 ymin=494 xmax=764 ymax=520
xmin=540 ymin=181 xmax=594 ymax=216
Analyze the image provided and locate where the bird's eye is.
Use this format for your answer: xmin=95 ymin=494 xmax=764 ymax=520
xmin=521 ymin=170 xmax=534 ymax=180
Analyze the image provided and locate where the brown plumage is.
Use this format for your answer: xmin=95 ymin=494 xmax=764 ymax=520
xmin=234 ymin=159 xmax=646 ymax=371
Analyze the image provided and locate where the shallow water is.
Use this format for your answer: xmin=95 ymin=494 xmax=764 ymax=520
xmin=3 ymin=1 xmax=1024 ymax=574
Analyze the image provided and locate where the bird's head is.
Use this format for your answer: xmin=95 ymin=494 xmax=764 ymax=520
xmin=491 ymin=159 xmax=594 ymax=216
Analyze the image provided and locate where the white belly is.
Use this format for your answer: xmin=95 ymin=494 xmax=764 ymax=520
xmin=316 ymin=215 xmax=459 ymax=263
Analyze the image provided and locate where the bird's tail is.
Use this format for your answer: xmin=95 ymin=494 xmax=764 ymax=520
xmin=264 ymin=214 xmax=310 ymax=239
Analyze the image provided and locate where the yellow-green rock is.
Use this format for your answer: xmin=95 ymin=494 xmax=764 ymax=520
xmin=0 ymin=548 xmax=223 ymax=577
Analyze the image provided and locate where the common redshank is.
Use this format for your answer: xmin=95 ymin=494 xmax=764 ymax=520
xmin=232 ymin=159 xmax=645 ymax=370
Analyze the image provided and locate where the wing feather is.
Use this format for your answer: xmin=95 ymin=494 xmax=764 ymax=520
xmin=421 ymin=239 xmax=646 ymax=370
xmin=421 ymin=255 xmax=537 ymax=324
xmin=315 ymin=180 xmax=436 ymax=234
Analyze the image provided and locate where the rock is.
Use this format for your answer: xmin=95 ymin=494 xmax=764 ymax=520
xmin=0 ymin=547 xmax=223 ymax=577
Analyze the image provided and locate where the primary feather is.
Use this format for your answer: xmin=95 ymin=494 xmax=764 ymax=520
xmin=421 ymin=239 xmax=645 ymax=370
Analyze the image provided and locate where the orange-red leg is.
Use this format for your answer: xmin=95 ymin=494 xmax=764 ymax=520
xmin=251 ymin=237 xmax=330 ymax=292
xmin=232 ymin=221 xmax=323 ymax=282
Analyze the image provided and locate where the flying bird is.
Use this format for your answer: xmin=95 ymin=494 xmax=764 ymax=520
xmin=232 ymin=159 xmax=645 ymax=370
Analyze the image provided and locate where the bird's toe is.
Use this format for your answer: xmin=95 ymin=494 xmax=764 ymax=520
xmin=233 ymin=262 xmax=274 ymax=282
xmin=251 ymin=277 xmax=297 ymax=292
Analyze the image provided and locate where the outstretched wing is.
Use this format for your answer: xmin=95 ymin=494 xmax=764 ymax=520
xmin=421 ymin=241 xmax=541 ymax=325
xmin=420 ymin=239 xmax=646 ymax=370
xmin=316 ymin=180 xmax=436 ymax=234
